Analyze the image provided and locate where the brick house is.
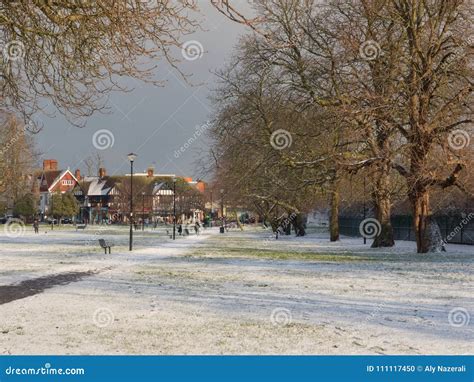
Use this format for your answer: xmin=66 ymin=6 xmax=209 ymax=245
xmin=36 ymin=160 xmax=205 ymax=224
xmin=38 ymin=159 xmax=80 ymax=219
xmin=72 ymin=166 xmax=205 ymax=224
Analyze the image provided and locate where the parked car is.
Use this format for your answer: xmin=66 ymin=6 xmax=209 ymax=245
xmin=0 ymin=215 xmax=14 ymax=224
xmin=61 ymin=218 xmax=73 ymax=224
xmin=46 ymin=218 xmax=58 ymax=225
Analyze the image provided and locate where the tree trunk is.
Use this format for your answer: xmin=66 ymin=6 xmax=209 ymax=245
xmin=410 ymin=189 xmax=444 ymax=253
xmin=371 ymin=170 xmax=395 ymax=247
xmin=292 ymin=213 xmax=306 ymax=236
xmin=329 ymin=182 xmax=340 ymax=242
xmin=270 ymin=216 xmax=279 ymax=233
xmin=412 ymin=189 xmax=430 ymax=253
xmin=280 ymin=212 xmax=292 ymax=235
xmin=234 ymin=210 xmax=244 ymax=231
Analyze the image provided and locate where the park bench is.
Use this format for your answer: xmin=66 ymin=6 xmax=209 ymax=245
xmin=98 ymin=238 xmax=114 ymax=254
xmin=76 ymin=224 xmax=87 ymax=230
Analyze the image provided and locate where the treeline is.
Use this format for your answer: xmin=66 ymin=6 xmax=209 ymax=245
xmin=0 ymin=112 xmax=39 ymax=218
xmin=208 ymin=0 xmax=473 ymax=253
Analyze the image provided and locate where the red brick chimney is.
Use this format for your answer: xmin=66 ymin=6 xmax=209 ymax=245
xmin=74 ymin=169 xmax=81 ymax=180
xmin=147 ymin=167 xmax=154 ymax=177
xmin=43 ymin=159 xmax=58 ymax=171
xmin=98 ymin=167 xmax=107 ymax=178
xmin=196 ymin=181 xmax=205 ymax=193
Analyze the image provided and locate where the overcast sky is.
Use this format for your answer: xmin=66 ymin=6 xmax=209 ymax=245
xmin=35 ymin=2 xmax=250 ymax=181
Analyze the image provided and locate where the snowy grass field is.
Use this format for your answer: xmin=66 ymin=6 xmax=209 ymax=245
xmin=0 ymin=225 xmax=472 ymax=355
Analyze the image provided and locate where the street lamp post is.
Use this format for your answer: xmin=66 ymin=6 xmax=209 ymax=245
xmin=220 ymin=188 xmax=224 ymax=232
xmin=51 ymin=193 xmax=54 ymax=230
xmin=85 ymin=196 xmax=90 ymax=224
xmin=173 ymin=177 xmax=177 ymax=240
xmin=128 ymin=153 xmax=137 ymax=251
xmin=142 ymin=192 xmax=145 ymax=231
xmin=210 ymin=190 xmax=213 ymax=228
xmin=82 ymin=196 xmax=86 ymax=223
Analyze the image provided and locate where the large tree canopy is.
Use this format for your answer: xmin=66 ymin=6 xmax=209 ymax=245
xmin=210 ymin=0 xmax=474 ymax=253
xmin=0 ymin=0 xmax=197 ymax=125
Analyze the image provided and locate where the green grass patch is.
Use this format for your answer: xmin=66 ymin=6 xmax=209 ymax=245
xmin=189 ymin=247 xmax=371 ymax=262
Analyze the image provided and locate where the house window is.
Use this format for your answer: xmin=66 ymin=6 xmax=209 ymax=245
xmin=62 ymin=179 xmax=73 ymax=186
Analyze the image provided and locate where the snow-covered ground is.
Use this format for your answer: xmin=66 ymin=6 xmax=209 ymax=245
xmin=0 ymin=224 xmax=472 ymax=354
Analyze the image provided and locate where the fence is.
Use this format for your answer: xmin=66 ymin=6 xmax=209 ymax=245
xmin=339 ymin=215 xmax=474 ymax=245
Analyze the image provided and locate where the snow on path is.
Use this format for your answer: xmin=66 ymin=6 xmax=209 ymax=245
xmin=0 ymin=226 xmax=472 ymax=354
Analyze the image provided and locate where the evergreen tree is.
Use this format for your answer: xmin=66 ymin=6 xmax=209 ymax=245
xmin=13 ymin=194 xmax=37 ymax=220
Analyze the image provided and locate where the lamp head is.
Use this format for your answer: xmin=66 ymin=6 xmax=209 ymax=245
xmin=127 ymin=153 xmax=137 ymax=162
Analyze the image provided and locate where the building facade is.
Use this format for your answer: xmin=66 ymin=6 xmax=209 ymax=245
xmin=37 ymin=159 xmax=80 ymax=220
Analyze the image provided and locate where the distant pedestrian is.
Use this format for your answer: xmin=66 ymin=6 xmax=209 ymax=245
xmin=178 ymin=224 xmax=183 ymax=236
xmin=194 ymin=221 xmax=200 ymax=235
xmin=33 ymin=219 xmax=39 ymax=234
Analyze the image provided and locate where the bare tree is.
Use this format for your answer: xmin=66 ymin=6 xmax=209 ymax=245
xmin=208 ymin=47 xmax=330 ymax=236
xmin=0 ymin=112 xmax=38 ymax=209
xmin=388 ymin=0 xmax=473 ymax=252
xmin=83 ymin=153 xmax=104 ymax=177
xmin=212 ymin=0 xmax=473 ymax=253
xmin=1 ymin=1 xmax=197 ymax=125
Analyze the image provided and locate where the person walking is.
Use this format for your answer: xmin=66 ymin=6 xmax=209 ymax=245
xmin=33 ymin=219 xmax=39 ymax=234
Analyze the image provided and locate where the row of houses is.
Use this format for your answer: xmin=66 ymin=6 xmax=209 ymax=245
xmin=36 ymin=159 xmax=206 ymax=224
